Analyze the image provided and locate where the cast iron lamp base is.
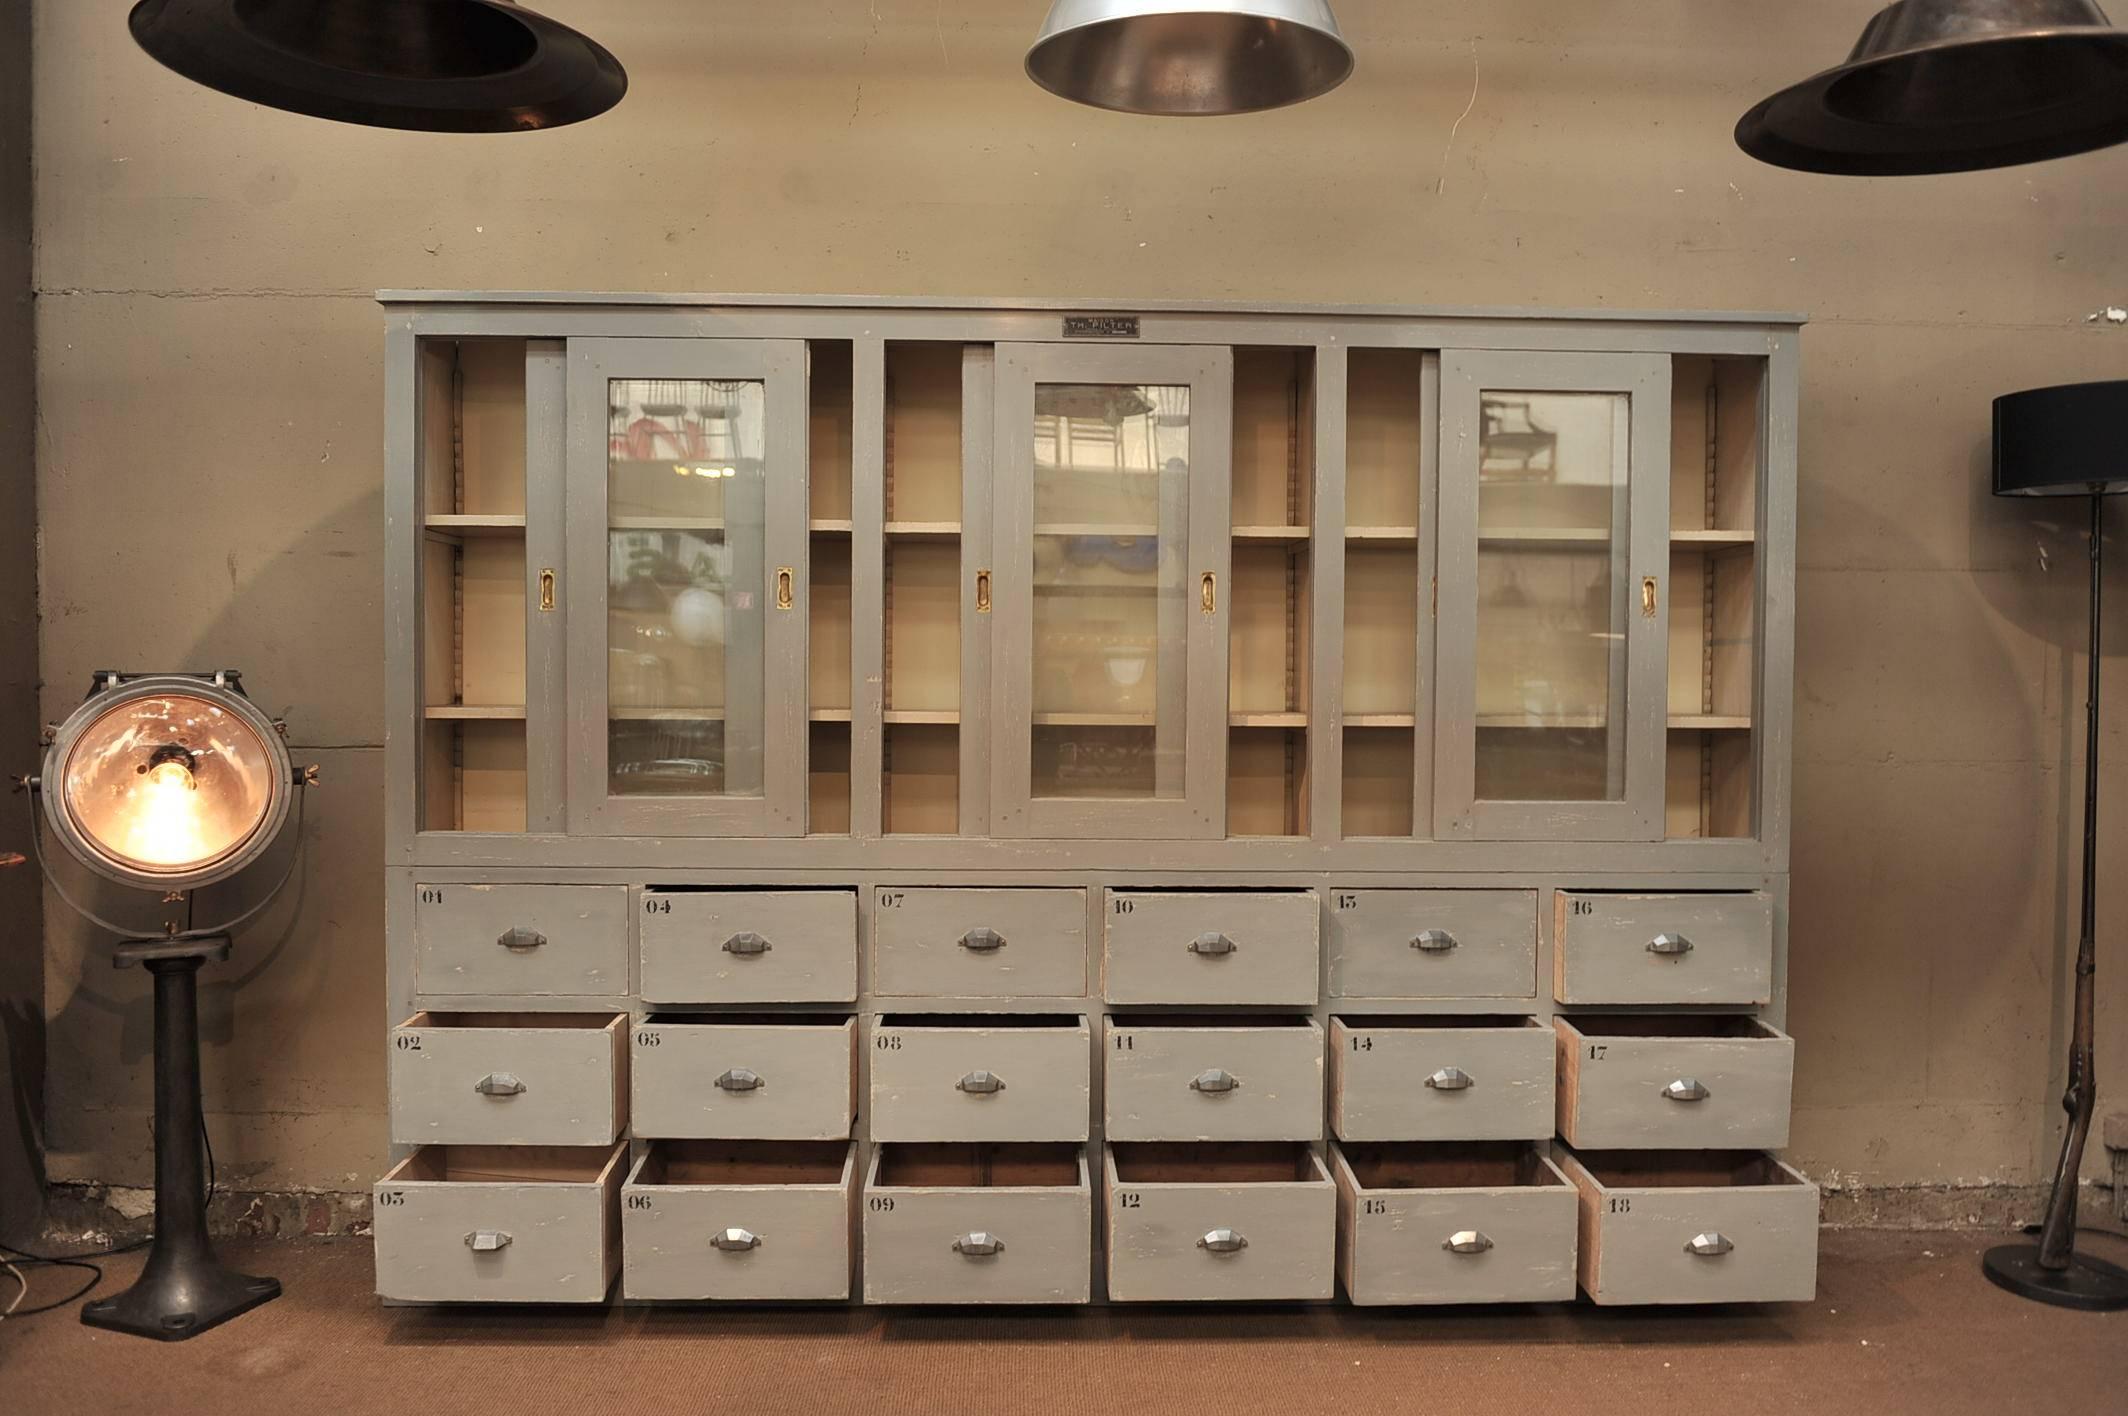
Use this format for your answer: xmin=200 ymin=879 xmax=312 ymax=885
xmin=1981 ymin=1243 xmax=2128 ymax=1312
xmin=79 ymin=935 xmax=281 ymax=1340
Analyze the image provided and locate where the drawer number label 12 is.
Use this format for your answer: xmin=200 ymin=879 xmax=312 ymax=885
xmin=1117 ymin=1193 xmax=1141 ymax=1209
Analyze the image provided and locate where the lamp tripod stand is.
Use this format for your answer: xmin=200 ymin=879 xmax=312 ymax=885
xmin=1981 ymin=488 xmax=2128 ymax=1310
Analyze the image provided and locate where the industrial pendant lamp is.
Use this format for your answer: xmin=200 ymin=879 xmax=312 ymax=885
xmin=127 ymin=0 xmax=627 ymax=132
xmin=23 ymin=671 xmax=319 ymax=1339
xmin=1026 ymin=1 xmax=1353 ymax=115
xmin=1736 ymin=0 xmax=2128 ymax=174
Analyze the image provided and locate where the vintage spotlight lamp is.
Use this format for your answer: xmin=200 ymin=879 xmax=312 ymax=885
xmin=23 ymin=670 xmax=318 ymax=1339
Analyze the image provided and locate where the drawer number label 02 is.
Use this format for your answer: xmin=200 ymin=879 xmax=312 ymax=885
xmin=394 ymin=1034 xmax=421 ymax=1051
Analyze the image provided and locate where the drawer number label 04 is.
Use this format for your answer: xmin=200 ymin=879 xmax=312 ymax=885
xmin=644 ymin=898 xmax=671 ymax=915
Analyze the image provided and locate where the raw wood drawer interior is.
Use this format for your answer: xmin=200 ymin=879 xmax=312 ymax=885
xmin=1337 ymin=1140 xmax=1562 ymax=1192
xmin=872 ymin=1142 xmax=1085 ymax=1189
xmin=386 ymin=1143 xmax=620 ymax=1186
xmin=1561 ymin=1015 xmax=1775 ymax=1040
xmin=630 ymin=1139 xmax=853 ymax=1187
xmin=398 ymin=1010 xmax=620 ymax=1031
xmin=1569 ymin=1149 xmax=1800 ymax=1189
xmin=1109 ymin=1140 xmax=1322 ymax=1184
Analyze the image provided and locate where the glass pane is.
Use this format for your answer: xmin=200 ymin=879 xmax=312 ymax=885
xmin=605 ymin=376 xmax=770 ymax=798
xmin=1473 ymin=391 xmax=1630 ymax=802
xmin=1029 ymin=382 xmax=1190 ymax=801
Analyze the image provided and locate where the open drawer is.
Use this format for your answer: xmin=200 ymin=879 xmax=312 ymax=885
xmin=1106 ymin=1015 xmax=1324 ymax=1143
xmin=1558 ymin=1148 xmax=1819 ymax=1304
xmin=622 ymin=1140 xmax=855 ymax=1301
xmin=1330 ymin=1016 xmax=1551 ymax=1142
xmin=1104 ymin=1142 xmax=1335 ymax=1302
xmin=389 ymin=1012 xmax=626 ymax=1148
xmin=1332 ymin=1141 xmax=1576 ymax=1305
xmin=869 ymin=1014 xmax=1091 ymax=1143
xmin=1555 ymin=1015 xmax=1794 ymax=1150
xmin=631 ymin=1014 xmax=855 ymax=1140
xmin=373 ymin=1143 xmax=624 ymax=1303
xmin=862 ymin=1143 xmax=1092 ymax=1304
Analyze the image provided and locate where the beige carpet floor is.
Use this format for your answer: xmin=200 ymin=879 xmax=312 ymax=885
xmin=2 ymin=1229 xmax=2124 ymax=1415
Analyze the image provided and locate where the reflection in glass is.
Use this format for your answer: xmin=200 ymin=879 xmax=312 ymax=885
xmin=605 ymin=377 xmax=768 ymax=798
xmin=1473 ymin=391 xmax=1630 ymax=802
xmin=1029 ymin=384 xmax=1189 ymax=800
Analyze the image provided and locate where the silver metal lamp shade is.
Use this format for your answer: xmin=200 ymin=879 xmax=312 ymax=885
xmin=1026 ymin=0 xmax=1353 ymax=115
xmin=1736 ymin=0 xmax=2128 ymax=174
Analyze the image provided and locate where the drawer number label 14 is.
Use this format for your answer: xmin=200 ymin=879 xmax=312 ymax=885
xmin=1351 ymin=1036 xmax=1374 ymax=1052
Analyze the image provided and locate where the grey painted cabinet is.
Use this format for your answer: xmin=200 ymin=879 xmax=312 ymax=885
xmin=380 ymin=293 xmax=1805 ymax=1310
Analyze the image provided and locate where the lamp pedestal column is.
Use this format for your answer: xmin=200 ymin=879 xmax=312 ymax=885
xmin=80 ymin=935 xmax=281 ymax=1340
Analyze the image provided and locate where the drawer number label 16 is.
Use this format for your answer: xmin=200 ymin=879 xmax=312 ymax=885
xmin=1570 ymin=899 xmax=1596 ymax=917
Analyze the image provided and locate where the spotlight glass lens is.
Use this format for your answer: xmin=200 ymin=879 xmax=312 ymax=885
xmin=60 ymin=692 xmax=280 ymax=876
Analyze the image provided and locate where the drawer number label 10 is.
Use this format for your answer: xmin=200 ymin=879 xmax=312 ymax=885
xmin=1112 ymin=898 xmax=1135 ymax=915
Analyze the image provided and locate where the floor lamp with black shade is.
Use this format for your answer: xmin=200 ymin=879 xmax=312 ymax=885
xmin=1986 ymin=380 xmax=2128 ymax=1311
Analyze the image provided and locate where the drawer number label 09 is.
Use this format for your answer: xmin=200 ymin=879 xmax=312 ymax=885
xmin=868 ymin=1197 xmax=895 ymax=1212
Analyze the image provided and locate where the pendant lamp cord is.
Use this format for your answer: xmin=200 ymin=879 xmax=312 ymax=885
xmin=24 ymin=781 xmax=309 ymax=943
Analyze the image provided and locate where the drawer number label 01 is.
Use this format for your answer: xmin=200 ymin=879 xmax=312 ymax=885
xmin=418 ymin=887 xmax=445 ymax=905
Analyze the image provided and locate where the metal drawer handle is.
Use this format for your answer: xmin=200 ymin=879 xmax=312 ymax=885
xmin=956 ymin=1070 xmax=1007 ymax=1095
xmin=1188 ymin=932 xmax=1237 ymax=956
xmin=496 ymin=927 xmax=546 ymax=951
xmin=1647 ymin=932 xmax=1694 ymax=956
xmin=464 ymin=1230 xmax=512 ymax=1253
xmin=1685 ymin=1231 xmax=1734 ymax=1258
xmin=1663 ymin=1077 xmax=1710 ymax=1103
xmin=959 ymin=927 xmax=1007 ymax=953
xmin=711 ymin=1228 xmax=761 ymax=1253
xmin=1443 ymin=1230 xmax=1494 ymax=1255
xmin=953 ymin=1232 xmax=1004 ymax=1257
xmin=1198 ymin=1229 xmax=1248 ymax=1254
xmin=723 ymin=931 xmax=772 ymax=956
xmin=715 ymin=1068 xmax=764 ymax=1092
xmin=1412 ymin=929 xmax=1460 ymax=953
xmin=1190 ymin=1068 xmax=1240 ymax=1094
xmin=1426 ymin=1066 xmax=1474 ymax=1092
xmin=473 ymin=1072 xmax=525 ymax=1097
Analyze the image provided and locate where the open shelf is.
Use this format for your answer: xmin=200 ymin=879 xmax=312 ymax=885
xmin=886 ymin=521 xmax=961 ymax=540
xmin=1341 ymin=349 xmax=1426 ymax=839
xmin=1233 ymin=524 xmax=1310 ymax=543
xmin=883 ymin=343 xmax=964 ymax=835
xmin=423 ymin=704 xmax=526 ymax=721
xmin=810 ymin=518 xmax=854 ymax=536
xmin=1343 ymin=724 xmax=1415 ymax=837
xmin=423 ymin=514 xmax=526 ymax=537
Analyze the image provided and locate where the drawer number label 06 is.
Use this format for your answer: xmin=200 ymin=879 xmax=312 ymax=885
xmin=626 ymin=1195 xmax=654 ymax=1211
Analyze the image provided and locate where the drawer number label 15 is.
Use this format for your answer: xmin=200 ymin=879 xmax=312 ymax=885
xmin=1363 ymin=1199 xmax=1389 ymax=1215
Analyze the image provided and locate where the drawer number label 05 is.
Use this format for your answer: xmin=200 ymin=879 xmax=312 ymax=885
xmin=636 ymin=1031 xmax=661 ymax=1047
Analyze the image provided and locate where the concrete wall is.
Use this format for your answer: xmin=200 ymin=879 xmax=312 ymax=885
xmin=2 ymin=0 xmax=42 ymax=1242
xmin=27 ymin=1 xmax=2128 ymax=1201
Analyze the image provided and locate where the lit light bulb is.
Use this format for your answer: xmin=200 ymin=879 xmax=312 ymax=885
xmin=124 ymin=755 xmax=210 ymax=867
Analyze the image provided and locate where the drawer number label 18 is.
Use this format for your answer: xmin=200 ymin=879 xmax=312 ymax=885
xmin=868 ymin=1197 xmax=895 ymax=1213
xmin=1608 ymin=1197 xmax=1631 ymax=1214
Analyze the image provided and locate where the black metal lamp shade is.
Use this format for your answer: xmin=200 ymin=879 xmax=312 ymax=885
xmin=1994 ymin=380 xmax=2128 ymax=495
xmin=128 ymin=0 xmax=627 ymax=132
xmin=1737 ymin=1 xmax=2128 ymax=175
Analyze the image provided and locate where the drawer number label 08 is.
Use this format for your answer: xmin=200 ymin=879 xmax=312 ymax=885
xmin=875 ymin=1034 xmax=902 ymax=1051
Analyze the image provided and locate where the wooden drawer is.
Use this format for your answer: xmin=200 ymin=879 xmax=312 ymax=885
xmin=1332 ymin=1141 xmax=1577 ymax=1305
xmin=629 ymin=1015 xmax=855 ymax=1140
xmin=1105 ymin=1142 xmax=1336 ymax=1302
xmin=1559 ymin=1148 xmax=1819 ymax=1304
xmin=1325 ymin=889 xmax=1538 ymax=999
xmin=1555 ymin=1016 xmax=1795 ymax=1150
xmin=415 ymin=883 xmax=627 ymax=997
xmin=1330 ymin=1016 xmax=1552 ymax=1142
xmin=1554 ymin=891 xmax=1774 ymax=1005
xmin=389 ymin=1012 xmax=626 ymax=1148
xmin=639 ymin=889 xmax=858 ymax=1005
xmin=869 ymin=1014 xmax=1091 ymax=1143
xmin=372 ymin=1143 xmax=624 ymax=1304
xmin=621 ymin=1140 xmax=855 ymax=1301
xmin=1102 ymin=890 xmax=1319 ymax=1005
xmin=1105 ymin=1017 xmax=1324 ymax=1143
xmin=861 ymin=1144 xmax=1091 ymax=1304
xmin=872 ymin=887 xmax=1088 ymax=998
